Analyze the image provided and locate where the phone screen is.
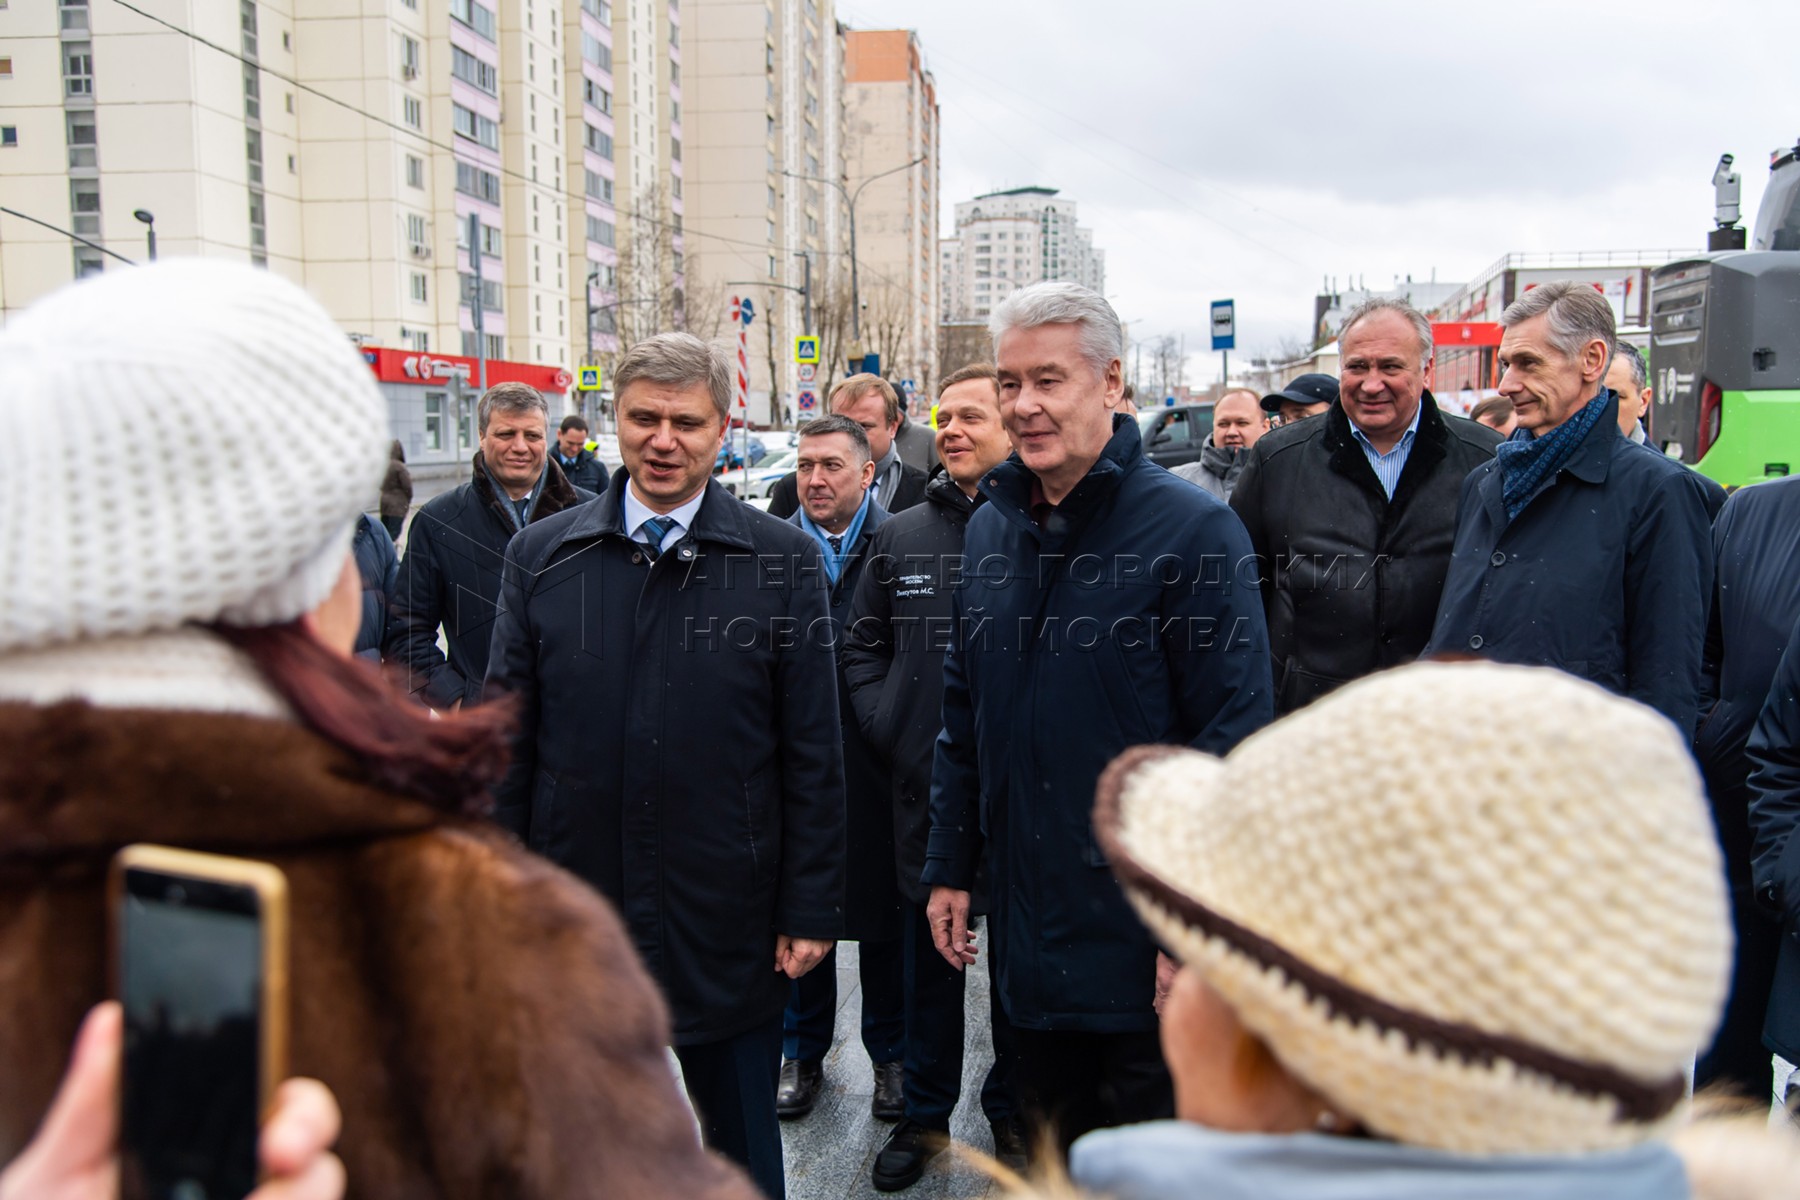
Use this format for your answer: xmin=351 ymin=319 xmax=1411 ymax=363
xmin=119 ymin=868 xmax=263 ymax=1200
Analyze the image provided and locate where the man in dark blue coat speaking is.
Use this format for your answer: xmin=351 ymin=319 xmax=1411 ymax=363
xmin=1425 ymin=281 xmax=1713 ymax=737
xmin=485 ymin=333 xmax=845 ymax=1200
xmin=923 ymin=282 xmax=1274 ymax=1151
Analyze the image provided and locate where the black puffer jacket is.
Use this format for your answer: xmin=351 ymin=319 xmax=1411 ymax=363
xmin=843 ymin=472 xmax=984 ymax=909
xmin=385 ymin=454 xmax=592 ymax=708
xmin=1231 ymin=397 xmax=1501 ymax=714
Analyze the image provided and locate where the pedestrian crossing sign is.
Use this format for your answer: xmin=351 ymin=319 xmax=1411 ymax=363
xmin=577 ymin=365 xmax=603 ymax=391
xmin=794 ymin=336 xmax=820 ymax=365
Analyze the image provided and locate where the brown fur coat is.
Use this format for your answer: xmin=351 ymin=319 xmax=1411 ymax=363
xmin=0 ymin=700 xmax=757 ymax=1200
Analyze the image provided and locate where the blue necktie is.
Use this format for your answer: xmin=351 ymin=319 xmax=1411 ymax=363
xmin=639 ymin=516 xmax=673 ymax=561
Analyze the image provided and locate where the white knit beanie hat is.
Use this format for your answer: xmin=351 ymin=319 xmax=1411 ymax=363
xmin=0 ymin=259 xmax=387 ymax=653
xmin=1094 ymin=660 xmax=1732 ymax=1155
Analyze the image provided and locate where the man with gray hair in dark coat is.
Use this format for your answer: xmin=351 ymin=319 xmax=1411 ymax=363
xmin=924 ymin=281 xmax=1272 ymax=1152
xmin=1425 ymin=281 xmax=1714 ymax=736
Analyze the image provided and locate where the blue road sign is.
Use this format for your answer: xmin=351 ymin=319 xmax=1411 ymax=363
xmin=1211 ymin=299 xmax=1236 ymax=351
xmin=797 ymin=389 xmax=818 ymax=411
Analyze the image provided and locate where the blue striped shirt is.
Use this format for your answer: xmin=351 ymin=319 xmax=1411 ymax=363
xmin=1350 ymin=402 xmax=1423 ymax=499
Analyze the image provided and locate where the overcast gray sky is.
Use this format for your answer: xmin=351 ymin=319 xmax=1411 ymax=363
xmin=836 ymin=0 xmax=1798 ymax=385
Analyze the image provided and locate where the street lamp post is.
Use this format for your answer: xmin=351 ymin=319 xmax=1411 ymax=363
xmin=132 ymin=209 xmax=156 ymax=261
xmin=782 ymin=155 xmax=924 ymax=345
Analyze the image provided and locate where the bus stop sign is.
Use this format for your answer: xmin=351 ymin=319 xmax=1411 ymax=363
xmin=1211 ymin=300 xmax=1236 ymax=351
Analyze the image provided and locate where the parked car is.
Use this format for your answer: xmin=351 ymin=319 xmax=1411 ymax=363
xmin=714 ymin=434 xmax=768 ymax=473
xmin=734 ymin=448 xmax=799 ymax=503
xmin=1137 ymin=404 xmax=1215 ymax=469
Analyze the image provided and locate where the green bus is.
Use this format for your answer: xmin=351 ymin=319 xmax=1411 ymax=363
xmin=1649 ymin=142 xmax=1800 ymax=488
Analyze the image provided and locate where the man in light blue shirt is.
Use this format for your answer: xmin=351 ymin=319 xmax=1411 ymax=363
xmin=1349 ymin=392 xmax=1422 ymax=499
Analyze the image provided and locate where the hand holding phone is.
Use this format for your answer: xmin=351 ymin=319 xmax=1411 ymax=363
xmin=111 ymin=847 xmax=289 ymax=1200
xmin=0 ymin=1004 xmax=342 ymax=1200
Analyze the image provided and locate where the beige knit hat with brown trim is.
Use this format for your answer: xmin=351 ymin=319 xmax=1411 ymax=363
xmin=1094 ymin=660 xmax=1732 ymax=1155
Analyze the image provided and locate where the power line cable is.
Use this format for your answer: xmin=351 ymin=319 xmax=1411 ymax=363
xmin=0 ymin=206 xmax=139 ymax=265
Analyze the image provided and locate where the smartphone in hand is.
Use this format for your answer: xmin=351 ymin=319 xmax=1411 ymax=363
xmin=110 ymin=846 xmax=289 ymax=1200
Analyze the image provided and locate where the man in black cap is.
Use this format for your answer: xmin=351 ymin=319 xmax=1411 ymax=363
xmin=1261 ymin=372 xmax=1337 ymax=426
xmin=1231 ymin=303 xmax=1502 ymax=715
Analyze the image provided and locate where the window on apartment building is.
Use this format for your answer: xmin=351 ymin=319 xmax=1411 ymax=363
xmin=60 ymin=0 xmax=89 ymax=33
xmin=74 ymin=246 xmax=105 ymax=278
xmin=65 ymin=111 xmax=96 ymax=167
xmin=671 ymin=136 xmax=680 ymax=162
xmin=246 ymin=129 xmax=263 ymax=184
xmin=406 ymin=154 xmax=424 ymax=188
xmin=670 ymin=62 xmax=679 ymax=86
xmin=765 ymin=44 xmax=774 ymax=70
xmin=590 ymin=84 xmax=611 ymax=114
xmin=460 ymin=332 xmax=504 ymax=359
xmin=0 ymin=58 xmax=11 ymax=78
xmin=453 ymin=105 xmax=499 ymax=150
xmin=63 ymin=43 xmax=93 ymax=96
xmin=240 ymin=0 xmax=258 ymax=57
xmin=581 ymin=33 xmax=612 ymax=72
xmin=586 ymin=215 xmax=614 ymax=247
xmin=449 ymin=0 xmax=497 ymax=41
xmin=584 ymin=125 xmax=612 ymax=159
xmin=401 ymin=36 xmax=420 ymax=78
xmin=581 ymin=0 xmax=611 ymax=24
xmin=671 ymin=175 xmax=681 ymax=200
xmin=452 ymin=46 xmax=498 ymax=94
xmin=459 ymin=273 xmax=504 ymax=312
xmin=70 ymin=178 xmax=100 ymax=235
xmin=411 ymin=273 xmax=428 ymax=303
xmin=403 ymin=96 xmax=423 ymax=129
xmin=424 ymin=393 xmax=445 ymax=450
xmin=455 ymin=162 xmax=501 ymax=203
xmin=243 ymin=63 xmax=260 ymax=119
xmin=402 ymin=0 xmax=417 ymax=8
xmin=406 ymin=213 xmax=428 ymax=249
xmin=455 ymin=218 xmax=500 ymax=258
xmin=0 ymin=126 xmax=16 ymax=148
xmin=584 ymin=169 xmax=613 ymax=203
xmin=767 ymin=255 xmax=776 ymax=279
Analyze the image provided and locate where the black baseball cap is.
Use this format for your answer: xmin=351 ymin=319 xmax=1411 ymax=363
xmin=1261 ymin=373 xmax=1340 ymax=414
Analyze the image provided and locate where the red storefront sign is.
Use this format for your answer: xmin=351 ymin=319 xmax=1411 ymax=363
xmin=1430 ymin=322 xmax=1503 ymax=348
xmin=360 ymin=347 xmax=572 ymax=394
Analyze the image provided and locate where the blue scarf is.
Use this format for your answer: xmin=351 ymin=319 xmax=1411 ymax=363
xmin=797 ymin=492 xmax=872 ymax=584
xmin=1494 ymin=391 xmax=1611 ymax=520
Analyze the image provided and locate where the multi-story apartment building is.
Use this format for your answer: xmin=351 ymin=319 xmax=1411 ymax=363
xmin=842 ymin=29 xmax=937 ymax=399
xmin=0 ymin=0 xmax=302 ymax=301
xmin=562 ymin=0 xmax=686 ymax=374
xmin=680 ymin=0 xmax=848 ymax=427
xmin=939 ymin=186 xmax=1105 ymax=323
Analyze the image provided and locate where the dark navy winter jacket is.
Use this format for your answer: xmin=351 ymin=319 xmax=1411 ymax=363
xmin=924 ymin=416 xmax=1273 ymax=1033
xmin=351 ymin=513 xmax=397 ymax=662
xmin=1424 ymin=392 xmax=1713 ymax=737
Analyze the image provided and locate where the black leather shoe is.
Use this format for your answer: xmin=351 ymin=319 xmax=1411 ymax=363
xmin=775 ymin=1058 xmax=824 ymax=1120
xmin=988 ymin=1114 xmax=1028 ymax=1172
xmin=871 ymin=1118 xmax=948 ymax=1191
xmin=870 ymin=1060 xmax=905 ymax=1121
